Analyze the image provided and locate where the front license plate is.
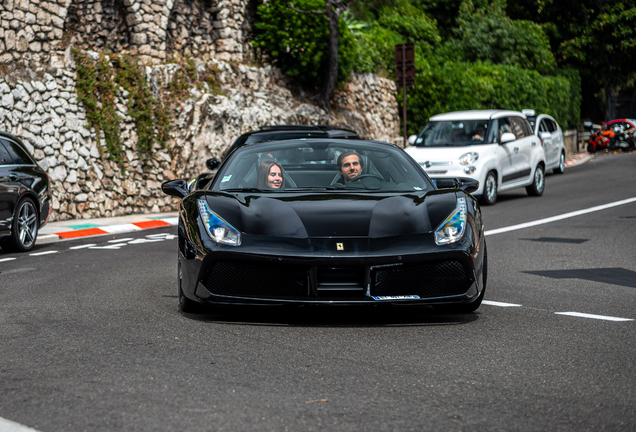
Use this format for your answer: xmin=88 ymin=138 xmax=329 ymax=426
xmin=371 ymin=295 xmax=420 ymax=301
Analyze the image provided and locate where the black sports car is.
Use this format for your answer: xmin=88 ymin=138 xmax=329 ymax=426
xmin=0 ymin=131 xmax=51 ymax=252
xmin=162 ymin=138 xmax=487 ymax=313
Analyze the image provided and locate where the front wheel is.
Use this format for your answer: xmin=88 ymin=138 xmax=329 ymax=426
xmin=479 ymin=171 xmax=497 ymax=206
xmin=178 ymin=261 xmax=199 ymax=313
xmin=553 ymin=152 xmax=565 ymax=174
xmin=621 ymin=140 xmax=635 ymax=152
xmin=3 ymin=197 xmax=39 ymax=252
xmin=526 ymin=165 xmax=545 ymax=196
xmin=587 ymin=142 xmax=597 ymax=153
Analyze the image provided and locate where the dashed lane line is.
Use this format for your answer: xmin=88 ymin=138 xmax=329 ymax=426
xmin=108 ymin=238 xmax=135 ymax=243
xmin=482 ymin=300 xmax=522 ymax=307
xmin=0 ymin=257 xmax=17 ymax=262
xmin=485 ymin=196 xmax=636 ymax=236
xmin=68 ymin=244 xmax=97 ymax=249
xmin=555 ymin=312 xmax=634 ymax=322
xmin=0 ymin=417 xmax=41 ymax=432
xmin=29 ymin=251 xmax=58 ymax=256
xmin=484 ymin=301 xmax=634 ymax=322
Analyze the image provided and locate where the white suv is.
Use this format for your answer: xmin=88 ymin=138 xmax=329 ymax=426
xmin=405 ymin=110 xmax=546 ymax=205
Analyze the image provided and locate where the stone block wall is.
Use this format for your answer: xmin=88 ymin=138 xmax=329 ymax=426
xmin=1 ymin=0 xmax=249 ymax=66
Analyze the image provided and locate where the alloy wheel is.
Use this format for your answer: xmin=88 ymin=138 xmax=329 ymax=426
xmin=17 ymin=200 xmax=38 ymax=249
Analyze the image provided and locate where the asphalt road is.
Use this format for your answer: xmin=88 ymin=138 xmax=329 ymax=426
xmin=1 ymin=152 xmax=635 ymax=431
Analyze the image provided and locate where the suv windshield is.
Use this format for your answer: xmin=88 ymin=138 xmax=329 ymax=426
xmin=414 ymin=120 xmax=496 ymax=147
xmin=213 ymin=139 xmax=433 ymax=193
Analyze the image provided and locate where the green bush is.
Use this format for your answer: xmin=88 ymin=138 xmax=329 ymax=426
xmin=253 ymin=0 xmax=356 ymax=86
xmin=406 ymin=61 xmax=581 ymax=134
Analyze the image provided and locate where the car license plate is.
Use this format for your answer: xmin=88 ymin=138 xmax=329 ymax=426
xmin=371 ymin=295 xmax=420 ymax=300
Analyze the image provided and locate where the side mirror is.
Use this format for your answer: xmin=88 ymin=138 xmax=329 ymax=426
xmin=539 ymin=131 xmax=551 ymax=139
xmin=206 ymin=157 xmax=221 ymax=171
xmin=455 ymin=177 xmax=479 ymax=194
xmin=408 ymin=135 xmax=417 ymax=145
xmin=500 ymin=132 xmax=516 ymax=144
xmin=161 ymin=179 xmax=189 ymax=199
xmin=434 ymin=178 xmax=456 ymax=189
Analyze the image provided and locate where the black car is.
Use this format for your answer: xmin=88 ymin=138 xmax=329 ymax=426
xmin=162 ymin=138 xmax=486 ymax=313
xmin=222 ymin=125 xmax=359 ymax=160
xmin=0 ymin=131 xmax=51 ymax=252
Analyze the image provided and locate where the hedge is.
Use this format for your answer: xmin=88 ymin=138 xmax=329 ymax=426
xmin=405 ymin=61 xmax=581 ymax=134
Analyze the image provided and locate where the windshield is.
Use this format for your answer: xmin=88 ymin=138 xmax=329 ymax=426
xmin=414 ymin=120 xmax=496 ymax=146
xmin=212 ymin=139 xmax=433 ymax=192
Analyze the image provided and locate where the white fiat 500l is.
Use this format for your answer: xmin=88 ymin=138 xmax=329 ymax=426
xmin=405 ymin=110 xmax=546 ymax=205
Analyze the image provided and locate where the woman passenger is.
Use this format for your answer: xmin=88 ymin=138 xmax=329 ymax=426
xmin=257 ymin=160 xmax=285 ymax=188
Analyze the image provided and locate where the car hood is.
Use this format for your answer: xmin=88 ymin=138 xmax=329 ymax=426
xmin=405 ymin=145 xmax=495 ymax=163
xmin=203 ymin=191 xmax=457 ymax=238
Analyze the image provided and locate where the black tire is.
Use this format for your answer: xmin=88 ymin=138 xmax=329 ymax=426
xmin=479 ymin=171 xmax=497 ymax=206
xmin=526 ymin=164 xmax=545 ymax=196
xmin=552 ymin=152 xmax=566 ymax=174
xmin=587 ymin=143 xmax=597 ymax=153
xmin=434 ymin=242 xmax=488 ymax=314
xmin=621 ymin=140 xmax=635 ymax=152
xmin=178 ymin=261 xmax=199 ymax=313
xmin=3 ymin=197 xmax=39 ymax=252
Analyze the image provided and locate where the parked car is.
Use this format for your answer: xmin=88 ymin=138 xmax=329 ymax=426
xmin=162 ymin=137 xmax=487 ymax=314
xmin=405 ymin=110 xmax=546 ymax=206
xmin=522 ymin=109 xmax=566 ymax=174
xmin=0 ymin=131 xmax=51 ymax=252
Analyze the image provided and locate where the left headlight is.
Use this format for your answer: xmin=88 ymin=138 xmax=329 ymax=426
xmin=198 ymin=199 xmax=241 ymax=246
xmin=434 ymin=197 xmax=467 ymax=245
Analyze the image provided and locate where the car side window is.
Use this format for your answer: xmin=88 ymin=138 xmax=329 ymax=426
xmin=0 ymin=141 xmax=14 ymax=165
xmin=498 ymin=117 xmax=513 ymax=140
xmin=510 ymin=117 xmax=528 ymax=139
xmin=1 ymin=139 xmax=33 ymax=165
xmin=539 ymin=120 xmax=548 ymax=134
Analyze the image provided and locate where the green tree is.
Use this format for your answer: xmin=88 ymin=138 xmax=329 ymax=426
xmin=453 ymin=0 xmax=556 ymax=72
xmin=253 ymin=0 xmax=355 ymax=109
xmin=506 ymin=0 xmax=636 ymax=120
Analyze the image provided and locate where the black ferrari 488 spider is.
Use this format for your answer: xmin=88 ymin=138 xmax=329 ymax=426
xmin=162 ymin=138 xmax=487 ymax=313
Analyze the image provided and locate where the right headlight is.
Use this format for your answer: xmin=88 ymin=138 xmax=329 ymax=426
xmin=198 ymin=199 xmax=241 ymax=246
xmin=434 ymin=198 xmax=467 ymax=245
xmin=459 ymin=152 xmax=479 ymax=166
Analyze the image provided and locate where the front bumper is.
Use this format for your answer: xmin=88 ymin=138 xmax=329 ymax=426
xmin=182 ymin=231 xmax=485 ymax=306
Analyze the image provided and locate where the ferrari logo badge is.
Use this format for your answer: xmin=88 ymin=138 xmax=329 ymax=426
xmin=337 ymin=243 xmax=344 ymax=251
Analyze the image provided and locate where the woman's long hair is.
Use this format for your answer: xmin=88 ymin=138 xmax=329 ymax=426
xmin=257 ymin=160 xmax=285 ymax=188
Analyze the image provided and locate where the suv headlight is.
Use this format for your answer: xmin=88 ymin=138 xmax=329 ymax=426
xmin=198 ymin=199 xmax=241 ymax=246
xmin=434 ymin=198 xmax=467 ymax=245
xmin=459 ymin=152 xmax=479 ymax=165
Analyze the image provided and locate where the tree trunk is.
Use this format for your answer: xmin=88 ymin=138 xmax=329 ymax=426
xmin=318 ymin=2 xmax=339 ymax=112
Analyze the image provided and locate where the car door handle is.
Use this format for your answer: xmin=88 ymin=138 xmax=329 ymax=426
xmin=513 ymin=147 xmax=519 ymax=153
xmin=531 ymin=141 xmax=537 ymax=146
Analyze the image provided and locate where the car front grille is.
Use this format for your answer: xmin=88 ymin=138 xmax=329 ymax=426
xmin=372 ymin=261 xmax=472 ymax=298
xmin=201 ymin=259 xmax=472 ymax=300
xmin=203 ymin=260 xmax=307 ymax=297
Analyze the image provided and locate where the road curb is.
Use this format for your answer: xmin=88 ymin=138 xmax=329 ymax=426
xmin=37 ymin=216 xmax=178 ymax=244
xmin=565 ymin=152 xmax=593 ymax=167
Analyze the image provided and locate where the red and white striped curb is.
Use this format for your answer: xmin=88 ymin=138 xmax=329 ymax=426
xmin=565 ymin=152 xmax=593 ymax=167
xmin=38 ymin=217 xmax=178 ymax=244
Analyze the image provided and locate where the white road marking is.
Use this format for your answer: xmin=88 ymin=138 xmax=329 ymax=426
xmin=108 ymin=238 xmax=134 ymax=243
xmin=485 ymin=197 xmax=636 ymax=236
xmin=555 ymin=312 xmax=634 ymax=322
xmin=482 ymin=300 xmax=522 ymax=307
xmin=161 ymin=217 xmax=179 ymax=225
xmin=0 ymin=416 xmax=42 ymax=432
xmin=69 ymin=244 xmax=96 ymax=249
xmin=127 ymin=239 xmax=164 ymax=244
xmin=146 ymin=233 xmax=177 ymax=240
xmin=0 ymin=258 xmax=17 ymax=262
xmin=89 ymin=245 xmax=125 ymax=250
xmin=29 ymin=251 xmax=58 ymax=256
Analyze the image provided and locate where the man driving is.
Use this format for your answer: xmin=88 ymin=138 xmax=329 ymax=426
xmin=337 ymin=151 xmax=364 ymax=184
